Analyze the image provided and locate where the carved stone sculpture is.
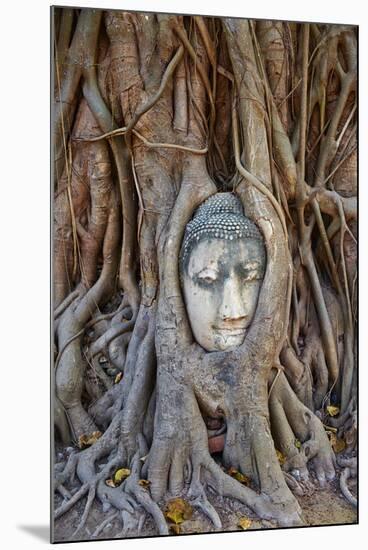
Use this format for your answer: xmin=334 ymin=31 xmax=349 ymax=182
xmin=180 ymin=193 xmax=266 ymax=351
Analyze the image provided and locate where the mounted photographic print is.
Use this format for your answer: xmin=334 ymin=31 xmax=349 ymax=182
xmin=51 ymin=5 xmax=358 ymax=542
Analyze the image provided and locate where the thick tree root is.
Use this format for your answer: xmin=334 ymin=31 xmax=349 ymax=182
xmin=55 ymin=413 xmax=305 ymax=539
xmin=123 ymin=452 xmax=169 ymax=535
xmin=269 ymin=370 xmax=335 ymax=487
xmin=205 ymin=458 xmax=304 ymax=527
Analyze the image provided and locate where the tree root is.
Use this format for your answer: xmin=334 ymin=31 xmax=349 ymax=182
xmin=55 ymin=407 xmax=306 ymax=539
xmin=55 ymin=345 xmax=337 ymax=536
xmin=91 ymin=511 xmax=119 ymax=538
xmin=283 ymin=472 xmax=315 ymax=497
xmin=339 ymin=467 xmax=357 ymax=507
xmin=56 ymin=483 xmax=72 ymax=500
xmin=55 ymin=483 xmax=90 ymax=520
xmin=72 ymin=483 xmax=96 ymax=537
xmin=189 ymin=486 xmax=222 ymax=529
xmin=205 ymin=458 xmax=304 ymax=527
xmin=123 ymin=452 xmax=169 ymax=535
xmin=52 ymin=12 xmax=357 ymax=539
xmin=337 ymin=456 xmax=357 ymax=508
xmin=269 ymin=371 xmax=335 ymax=487
xmin=54 ymin=289 xmax=80 ymax=320
xmin=88 ymin=319 xmax=135 ymax=359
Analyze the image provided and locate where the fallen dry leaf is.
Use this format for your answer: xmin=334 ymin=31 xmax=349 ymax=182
xmin=78 ymin=431 xmax=102 ymax=449
xmin=138 ymin=479 xmax=151 ymax=488
xmin=165 ymin=498 xmax=193 ymax=525
xmin=228 ymin=467 xmax=250 ymax=485
xmin=238 ymin=517 xmax=252 ymax=530
xmin=327 ymin=405 xmax=340 ymax=417
xmin=113 ymin=467 xmax=131 ymax=486
xmin=114 ymin=372 xmax=123 ymax=384
xmin=329 ymin=432 xmax=346 ymax=453
xmin=323 ymin=424 xmax=337 ymax=433
xmin=276 ymin=450 xmax=286 ymax=465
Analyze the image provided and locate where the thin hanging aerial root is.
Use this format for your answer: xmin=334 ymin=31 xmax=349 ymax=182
xmin=74 ymin=43 xmax=185 ymax=143
xmin=132 ymin=129 xmax=208 ymax=154
xmin=231 ymin=95 xmax=288 ymax=238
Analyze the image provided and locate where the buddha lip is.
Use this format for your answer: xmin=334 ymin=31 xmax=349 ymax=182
xmin=214 ymin=327 xmax=247 ymax=333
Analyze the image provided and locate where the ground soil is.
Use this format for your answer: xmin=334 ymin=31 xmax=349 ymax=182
xmin=53 ymin=460 xmax=357 ymax=542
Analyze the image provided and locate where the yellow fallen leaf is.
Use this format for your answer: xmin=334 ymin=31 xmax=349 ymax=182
xmin=114 ymin=372 xmax=123 ymax=384
xmin=276 ymin=450 xmax=286 ymax=465
xmin=228 ymin=467 xmax=250 ymax=485
xmin=165 ymin=498 xmax=193 ymax=525
xmin=113 ymin=468 xmax=131 ymax=486
xmin=78 ymin=431 xmax=102 ymax=449
xmin=328 ymin=432 xmax=345 ymax=452
xmin=105 ymin=478 xmax=115 ymax=488
xmin=323 ymin=424 xmax=337 ymax=433
xmin=327 ymin=405 xmax=340 ymax=417
xmin=335 ymin=440 xmax=346 ymax=453
xmin=238 ymin=517 xmax=252 ymax=530
xmin=78 ymin=436 xmax=88 ymax=449
xmin=138 ymin=479 xmax=151 ymax=488
xmin=166 ymin=510 xmax=183 ymax=525
xmin=294 ymin=439 xmax=301 ymax=449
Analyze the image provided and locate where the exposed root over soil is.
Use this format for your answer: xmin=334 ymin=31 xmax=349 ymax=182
xmin=52 ymin=8 xmax=357 ymax=541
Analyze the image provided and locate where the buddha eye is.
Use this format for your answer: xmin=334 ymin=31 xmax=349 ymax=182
xmin=195 ymin=268 xmax=218 ymax=286
xmin=241 ymin=262 xmax=263 ymax=281
xmin=244 ymin=270 xmax=260 ymax=281
xmin=202 ymin=276 xmax=216 ymax=283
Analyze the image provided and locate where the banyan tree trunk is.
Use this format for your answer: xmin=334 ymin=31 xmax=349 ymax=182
xmin=53 ymin=8 xmax=357 ymax=539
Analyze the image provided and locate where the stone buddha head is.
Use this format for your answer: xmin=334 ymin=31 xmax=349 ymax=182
xmin=180 ymin=193 xmax=266 ymax=352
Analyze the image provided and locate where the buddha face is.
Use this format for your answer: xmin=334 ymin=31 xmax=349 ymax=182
xmin=181 ymin=237 xmax=266 ymax=351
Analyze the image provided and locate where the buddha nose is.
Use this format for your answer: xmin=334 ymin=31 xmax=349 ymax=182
xmin=219 ymin=276 xmax=248 ymax=321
